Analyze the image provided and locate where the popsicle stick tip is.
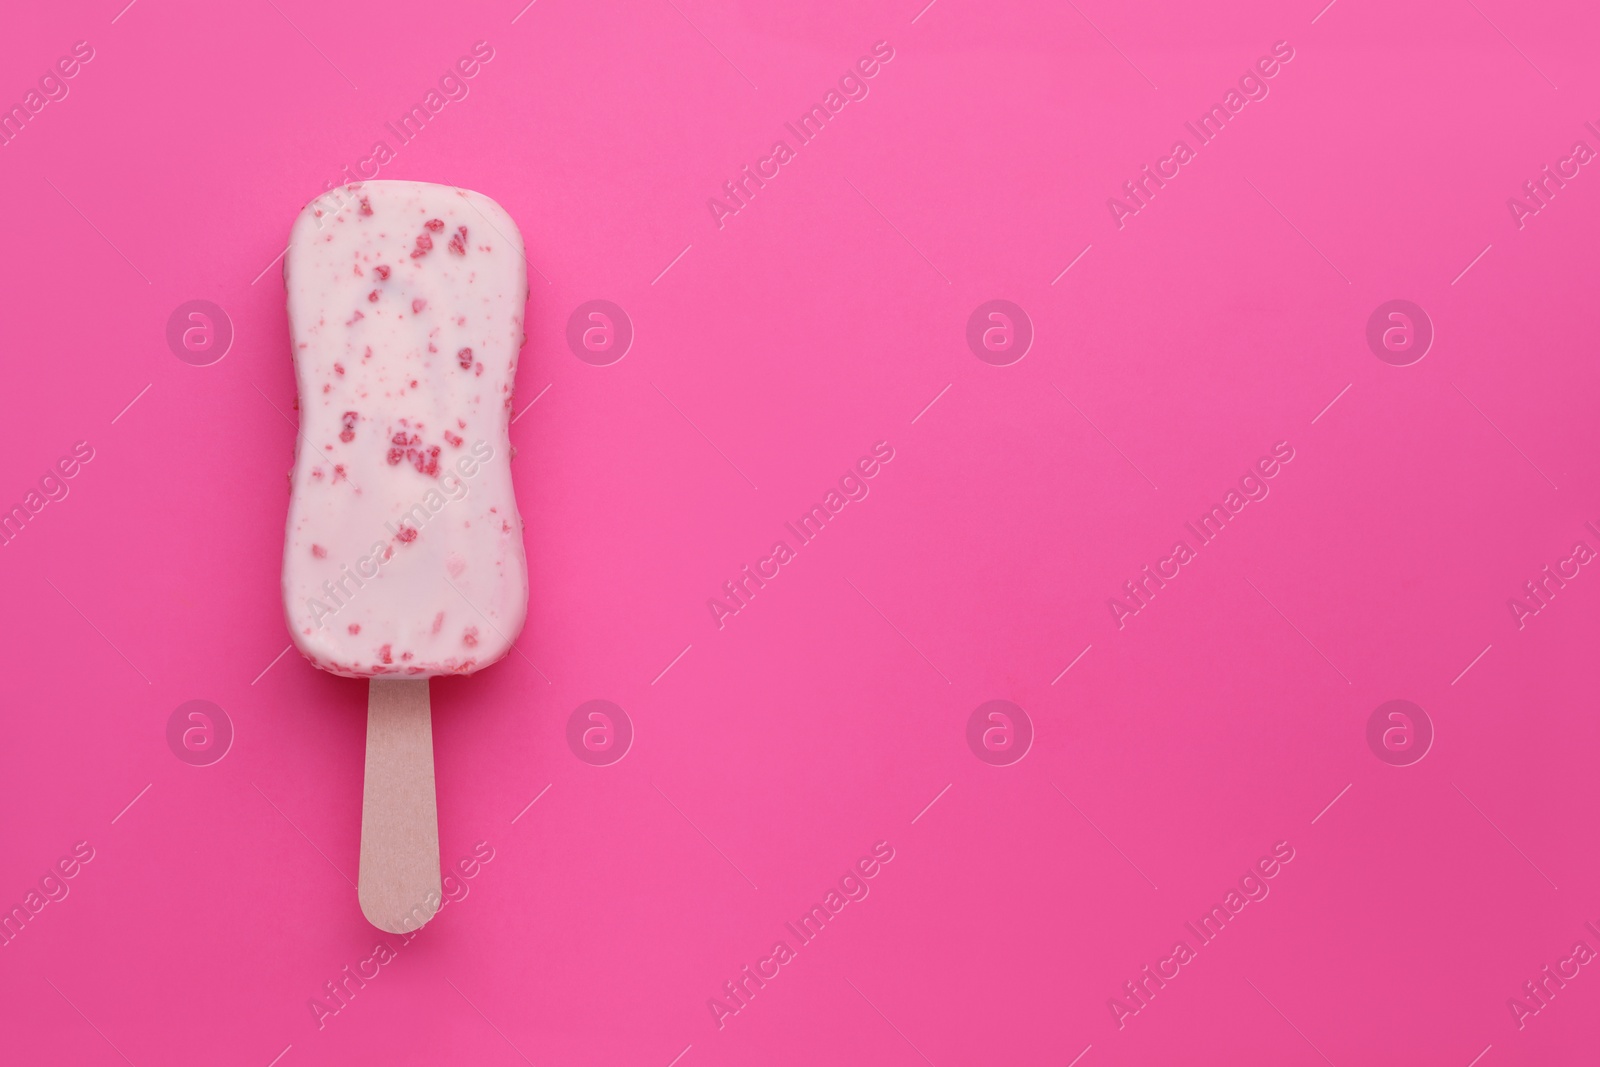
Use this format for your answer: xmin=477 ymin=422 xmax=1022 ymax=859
xmin=360 ymin=885 xmax=442 ymax=934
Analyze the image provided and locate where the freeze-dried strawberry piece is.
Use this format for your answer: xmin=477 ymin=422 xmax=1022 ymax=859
xmin=410 ymin=445 xmax=442 ymax=477
xmin=448 ymin=226 xmax=468 ymax=255
xmin=424 ymin=218 xmax=445 ymax=232
xmin=374 ymin=264 xmax=390 ymax=280
xmin=340 ymin=411 xmax=358 ymax=442
xmin=457 ymin=347 xmax=473 ymax=369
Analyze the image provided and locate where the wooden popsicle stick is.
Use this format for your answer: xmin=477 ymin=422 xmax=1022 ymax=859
xmin=359 ymin=678 xmax=442 ymax=933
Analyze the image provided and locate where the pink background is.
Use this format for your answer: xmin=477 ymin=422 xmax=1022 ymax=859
xmin=3 ymin=0 xmax=1599 ymax=1063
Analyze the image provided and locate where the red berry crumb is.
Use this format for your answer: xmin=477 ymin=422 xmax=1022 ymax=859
xmin=374 ymin=265 xmax=390 ymax=280
xmin=311 ymin=544 xmax=327 ymax=558
xmin=412 ymin=298 xmax=426 ymax=313
xmin=410 ymin=445 xmax=441 ymax=477
xmin=334 ymin=362 xmax=345 ymax=376
xmin=448 ymin=226 xmax=468 ymax=255
xmin=378 ymin=644 xmax=393 ymax=664
xmin=368 ymin=290 xmax=379 ymax=302
xmin=443 ymin=431 xmax=463 ymax=448
xmin=348 ymin=623 xmax=361 ymax=634
xmin=359 ymin=197 xmax=373 ymax=216
xmin=410 ymin=232 xmax=433 ymax=258
xmin=387 ymin=447 xmax=404 ymax=464
xmin=340 ymin=411 xmax=358 ymax=442
xmin=457 ymin=347 xmax=473 ymax=369
xmin=396 ymin=525 xmax=418 ymax=543
xmin=424 ymin=218 xmax=445 ymax=232
xmin=462 ymin=626 xmax=479 ymax=647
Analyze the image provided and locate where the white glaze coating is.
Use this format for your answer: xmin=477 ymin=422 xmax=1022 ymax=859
xmin=281 ymin=181 xmax=528 ymax=678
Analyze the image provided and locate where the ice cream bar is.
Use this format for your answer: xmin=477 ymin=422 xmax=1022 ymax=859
xmin=279 ymin=180 xmax=529 ymax=932
xmin=282 ymin=180 xmax=528 ymax=676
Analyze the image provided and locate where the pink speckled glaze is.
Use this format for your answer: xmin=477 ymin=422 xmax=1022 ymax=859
xmin=281 ymin=181 xmax=528 ymax=678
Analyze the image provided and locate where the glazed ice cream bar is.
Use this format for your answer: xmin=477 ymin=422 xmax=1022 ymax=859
xmin=281 ymin=180 xmax=529 ymax=678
